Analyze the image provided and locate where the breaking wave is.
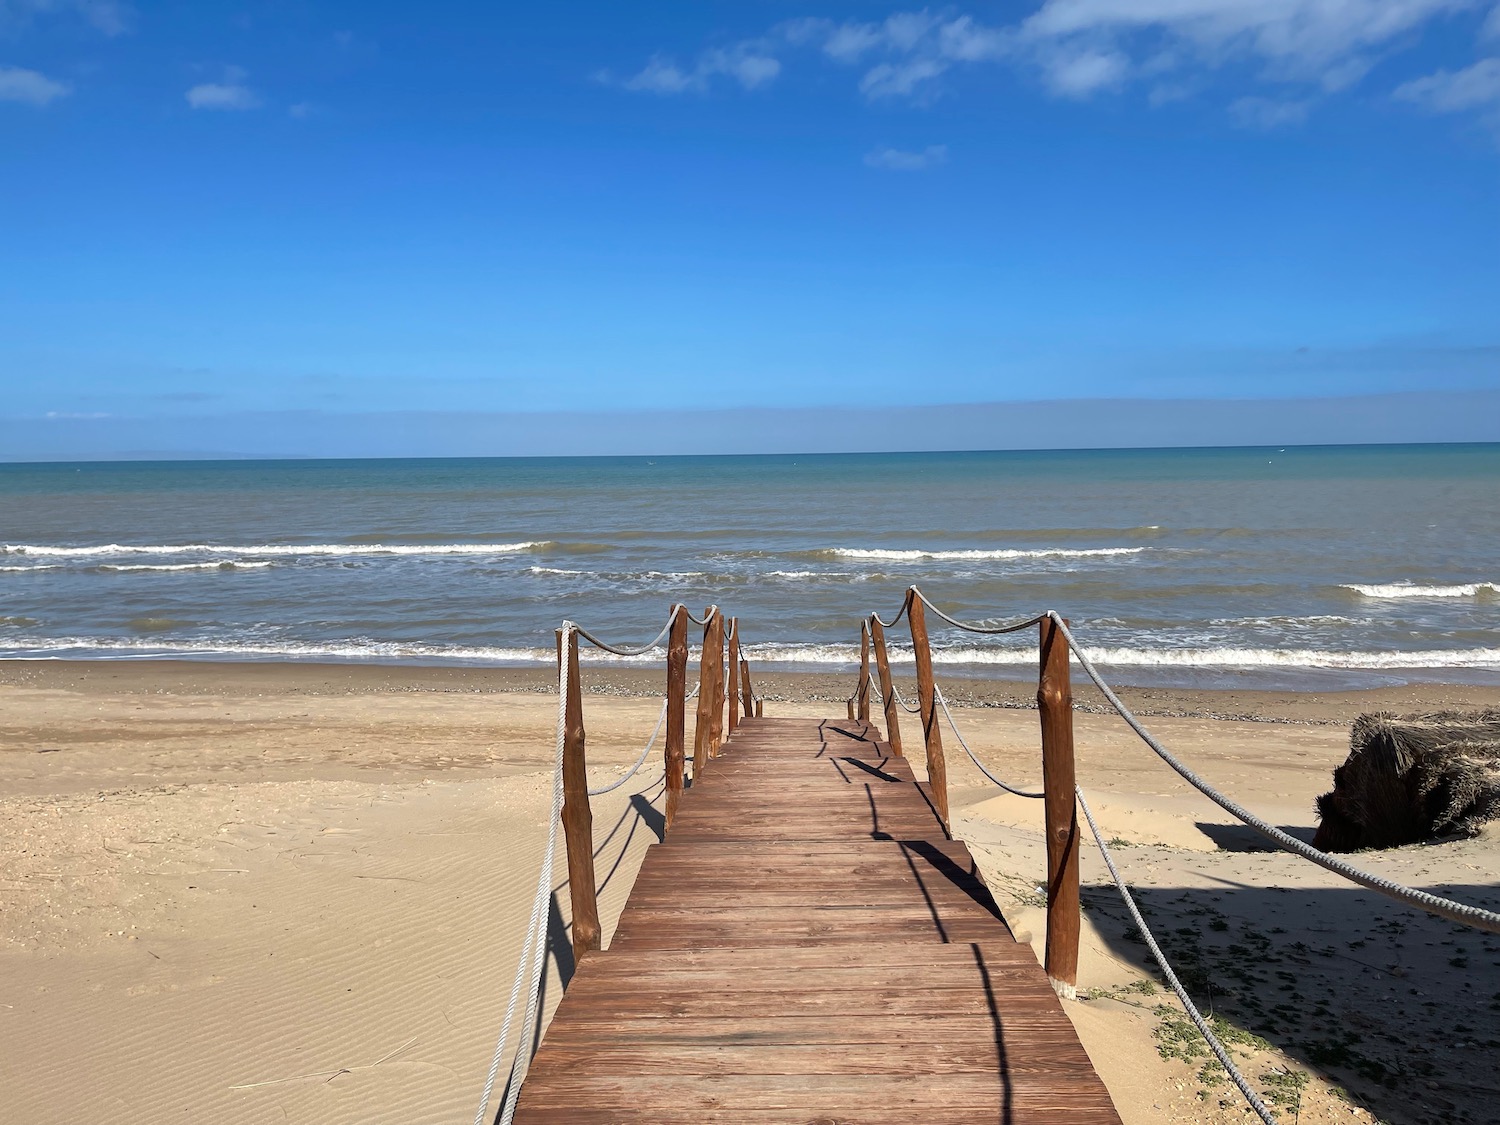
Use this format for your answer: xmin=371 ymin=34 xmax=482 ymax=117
xmin=742 ymin=642 xmax=1500 ymax=671
xmin=1341 ymin=582 xmax=1498 ymax=599
xmin=93 ymin=561 xmax=275 ymax=573
xmin=819 ymin=547 xmax=1150 ymax=562
xmin=2 ymin=541 xmax=547 ymax=558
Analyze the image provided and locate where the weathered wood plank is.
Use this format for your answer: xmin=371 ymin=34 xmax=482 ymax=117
xmin=510 ymin=713 xmax=1122 ymax=1125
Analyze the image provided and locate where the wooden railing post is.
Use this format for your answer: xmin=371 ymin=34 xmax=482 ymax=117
xmin=693 ymin=608 xmax=714 ymax=779
xmin=857 ymin=622 xmax=872 ymax=724
xmin=906 ymin=590 xmax=948 ymax=828
xmin=557 ymin=626 xmax=601 ymax=961
xmin=740 ymin=656 xmax=752 ymax=719
xmin=664 ymin=606 xmax=688 ymax=831
xmin=1038 ymin=614 xmax=1080 ymax=998
xmin=707 ymin=611 xmax=726 ymax=756
xmin=870 ymin=614 xmax=903 ymax=756
xmin=727 ymin=617 xmax=740 ymax=738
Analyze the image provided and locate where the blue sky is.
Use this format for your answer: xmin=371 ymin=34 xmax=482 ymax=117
xmin=2 ymin=1 xmax=1499 ymax=452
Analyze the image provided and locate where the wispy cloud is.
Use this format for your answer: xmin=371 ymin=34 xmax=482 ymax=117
xmin=186 ymin=67 xmax=260 ymax=111
xmin=1395 ymin=56 xmax=1500 ymax=116
xmin=1230 ymin=95 xmax=1312 ymax=129
xmin=864 ymin=143 xmax=948 ymax=170
xmin=0 ymin=0 xmax=130 ymax=36
xmin=609 ymin=41 xmax=781 ymax=95
xmin=0 ymin=64 xmax=69 ymax=105
xmin=608 ymin=3 xmax=1499 ymax=128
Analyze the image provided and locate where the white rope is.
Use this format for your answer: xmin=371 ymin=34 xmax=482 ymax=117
xmin=1050 ymin=613 xmax=1500 ymax=934
xmin=1077 ymin=786 xmax=1278 ymax=1124
xmin=472 ymin=628 xmax=569 ymax=1125
xmin=871 ymin=596 xmax=909 ymax=629
xmin=588 ymin=697 xmax=668 ymax=796
xmin=912 ymin=586 xmax=1047 ymax=636
xmin=934 ymin=684 xmax=1044 ymax=798
xmin=573 ymin=605 xmax=679 ymax=658
xmin=684 ymin=605 xmax=719 ymax=627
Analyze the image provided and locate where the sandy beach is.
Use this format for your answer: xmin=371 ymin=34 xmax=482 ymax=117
xmin=1 ymin=660 xmax=1497 ymax=1125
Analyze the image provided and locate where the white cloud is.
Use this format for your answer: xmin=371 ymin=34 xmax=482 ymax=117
xmin=864 ymin=143 xmax=948 ymax=169
xmin=1395 ymin=56 xmax=1500 ymax=110
xmin=611 ymin=3 xmax=1493 ymax=118
xmin=1039 ymin=47 xmax=1130 ymax=97
xmin=0 ymin=64 xmax=69 ymax=105
xmin=618 ymin=43 xmax=781 ymax=94
xmin=0 ymin=0 xmax=129 ymax=36
xmin=621 ymin=56 xmax=702 ymax=94
xmin=1230 ymin=94 xmax=1312 ymax=128
xmin=186 ymin=68 xmax=260 ymax=110
xmin=859 ymin=57 xmax=948 ymax=98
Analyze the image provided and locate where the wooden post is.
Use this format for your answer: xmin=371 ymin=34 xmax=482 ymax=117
xmin=1038 ymin=614 xmax=1080 ymax=998
xmin=857 ymin=622 xmax=872 ymax=724
xmin=707 ymin=612 xmax=726 ymax=756
xmin=557 ymin=627 xmax=601 ymax=961
xmin=693 ymin=609 xmax=714 ymax=780
xmin=870 ymin=614 xmax=903 ymax=756
xmin=755 ymin=698 xmax=762 ymax=718
xmin=664 ymin=606 xmax=688 ymax=831
xmin=907 ymin=591 xmax=948 ymax=828
xmin=727 ymin=617 xmax=740 ymax=738
xmin=740 ymin=656 xmax=752 ymax=719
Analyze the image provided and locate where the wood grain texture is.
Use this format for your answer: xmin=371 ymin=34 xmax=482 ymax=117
xmin=512 ymin=715 xmax=1121 ymax=1124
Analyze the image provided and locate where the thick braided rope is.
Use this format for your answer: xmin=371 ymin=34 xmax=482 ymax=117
xmin=1077 ymin=787 xmax=1278 ymax=1124
xmin=472 ymin=628 xmax=569 ymax=1125
xmin=865 ymin=672 xmax=921 ymax=714
xmin=573 ymin=605 xmax=679 ymax=658
xmin=934 ymin=684 xmax=1044 ymax=798
xmin=1051 ymin=613 xmax=1500 ymax=935
xmin=588 ymin=696 xmax=668 ymax=796
xmin=871 ymin=595 xmax=910 ymax=629
xmin=684 ymin=605 xmax=719 ymax=626
xmin=911 ymin=586 xmax=1047 ymax=635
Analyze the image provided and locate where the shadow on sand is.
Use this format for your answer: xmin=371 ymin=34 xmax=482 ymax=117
xmin=1084 ymin=878 xmax=1500 ymax=1124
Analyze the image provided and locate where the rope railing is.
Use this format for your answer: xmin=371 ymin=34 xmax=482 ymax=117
xmin=1047 ymin=613 xmax=1500 ymax=936
xmin=1076 ymin=785 xmax=1277 ymax=1125
xmin=471 ymin=603 xmax=765 ymax=1124
xmin=846 ymin=585 xmax=1500 ymax=1123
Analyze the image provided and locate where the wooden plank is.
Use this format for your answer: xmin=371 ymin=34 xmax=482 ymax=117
xmin=510 ymin=710 xmax=1123 ymax=1125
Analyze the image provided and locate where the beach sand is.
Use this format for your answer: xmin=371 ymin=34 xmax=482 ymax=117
xmin=1 ymin=661 xmax=1496 ymax=1125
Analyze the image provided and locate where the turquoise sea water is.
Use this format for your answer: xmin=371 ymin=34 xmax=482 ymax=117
xmin=1 ymin=445 xmax=1497 ymax=689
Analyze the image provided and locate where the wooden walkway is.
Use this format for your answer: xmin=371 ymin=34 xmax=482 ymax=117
xmin=514 ymin=716 xmax=1123 ymax=1124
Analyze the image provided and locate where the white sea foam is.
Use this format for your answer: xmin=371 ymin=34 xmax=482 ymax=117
xmin=96 ymin=561 xmax=275 ymax=573
xmin=1341 ymin=582 xmax=1498 ymax=599
xmin=0 ymin=564 xmax=62 ymax=573
xmin=2 ymin=541 xmax=545 ymax=558
xmin=0 ymin=636 xmax=666 ymax=664
xmin=742 ymin=642 xmax=1500 ymax=671
xmin=5 ymin=633 xmax=1495 ymax=672
xmin=528 ymin=566 xmax=584 ymax=576
xmin=824 ymin=547 xmax=1149 ymax=561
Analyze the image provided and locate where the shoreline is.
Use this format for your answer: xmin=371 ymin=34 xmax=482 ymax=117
xmin=3 ymin=657 xmax=1496 ymax=726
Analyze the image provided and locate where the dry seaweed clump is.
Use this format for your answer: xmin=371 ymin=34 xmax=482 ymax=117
xmin=1313 ymin=709 xmax=1500 ymax=852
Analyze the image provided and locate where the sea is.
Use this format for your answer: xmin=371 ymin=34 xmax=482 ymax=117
xmin=1 ymin=445 xmax=1497 ymax=690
